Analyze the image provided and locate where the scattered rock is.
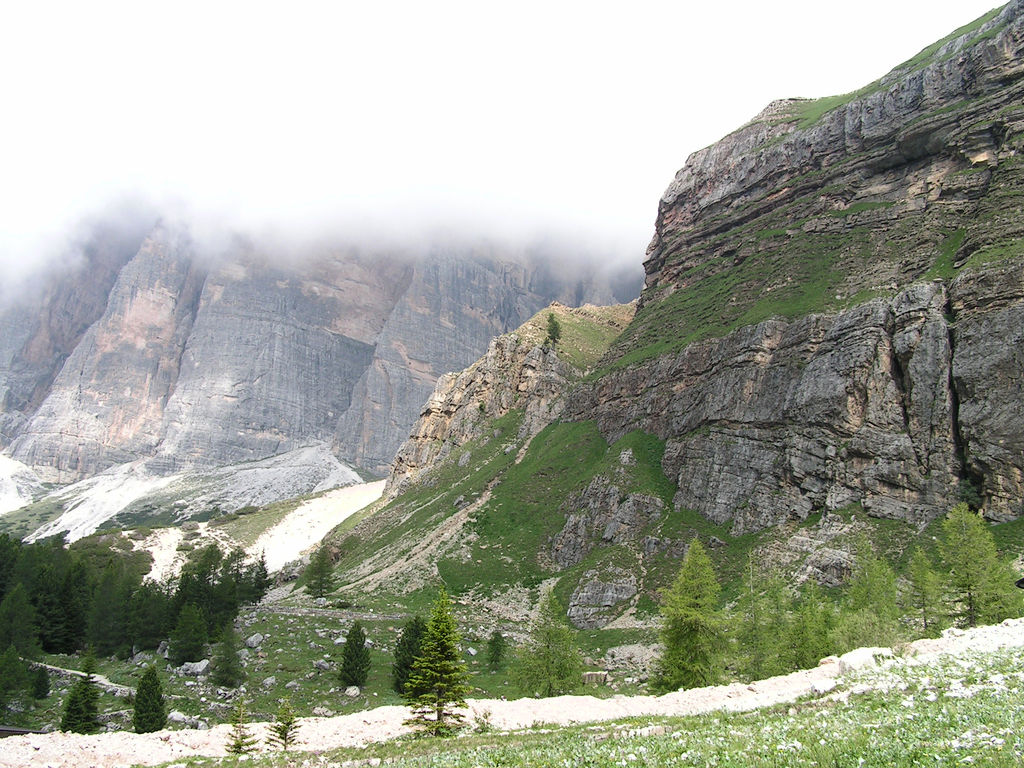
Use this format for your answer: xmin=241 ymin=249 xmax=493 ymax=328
xmin=838 ymin=647 xmax=893 ymax=674
xmin=245 ymin=633 xmax=264 ymax=649
xmin=262 ymin=676 xmax=277 ymax=688
xmin=179 ymin=659 xmax=210 ymax=676
xmin=345 ymin=686 xmax=360 ymax=697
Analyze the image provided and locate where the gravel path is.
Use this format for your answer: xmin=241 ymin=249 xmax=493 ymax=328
xmin=8 ymin=617 xmax=1023 ymax=768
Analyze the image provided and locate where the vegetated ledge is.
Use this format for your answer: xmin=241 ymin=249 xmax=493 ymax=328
xmin=569 ymin=262 xmax=1024 ymax=532
xmin=4 ymin=616 xmax=1023 ymax=768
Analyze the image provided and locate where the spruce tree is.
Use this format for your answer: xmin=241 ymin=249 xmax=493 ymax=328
xmin=60 ymin=654 xmax=101 ymax=734
xmin=211 ymin=624 xmax=246 ymax=688
xmin=267 ymin=696 xmax=299 ymax=750
xmin=512 ymin=594 xmax=583 ymax=697
xmin=0 ymin=645 xmax=28 ymax=714
xmin=486 ymin=630 xmax=507 ymax=669
xmin=544 ymin=312 xmax=562 ymax=348
xmin=653 ymin=538 xmax=723 ymax=692
xmin=31 ymin=664 xmax=50 ymax=700
xmin=906 ymin=547 xmax=945 ymax=637
xmin=392 ymin=615 xmax=427 ymax=694
xmin=226 ymin=701 xmax=257 ymax=755
xmin=0 ymin=583 xmax=40 ymax=657
xmin=403 ymin=588 xmax=470 ymax=736
xmin=338 ymin=620 xmax=371 ymax=688
xmin=132 ymin=666 xmax=167 ymax=733
xmin=305 ymin=545 xmax=334 ymax=599
xmin=169 ymin=603 xmax=208 ymax=666
xmin=940 ymin=503 xmax=1021 ymax=627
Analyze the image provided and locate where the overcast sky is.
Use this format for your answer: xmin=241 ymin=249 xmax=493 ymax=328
xmin=0 ymin=0 xmax=1003 ymax=280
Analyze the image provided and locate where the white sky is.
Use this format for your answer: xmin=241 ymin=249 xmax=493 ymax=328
xmin=0 ymin=0 xmax=1004 ymax=278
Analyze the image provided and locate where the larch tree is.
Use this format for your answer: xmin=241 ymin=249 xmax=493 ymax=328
xmin=653 ymin=538 xmax=724 ymax=692
xmin=304 ymin=545 xmax=335 ymax=599
xmin=403 ymin=588 xmax=470 ymax=736
xmin=512 ymin=593 xmax=583 ymax=697
xmin=906 ymin=547 xmax=945 ymax=637
xmin=940 ymin=503 xmax=1021 ymax=627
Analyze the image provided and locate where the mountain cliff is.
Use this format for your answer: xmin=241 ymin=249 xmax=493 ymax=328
xmin=569 ymin=1 xmax=1024 ymax=527
xmin=0 ymin=222 xmax=634 ymax=536
xmin=327 ymin=3 xmax=1024 ymax=629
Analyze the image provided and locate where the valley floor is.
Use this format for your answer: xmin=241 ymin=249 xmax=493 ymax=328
xmin=5 ymin=616 xmax=1023 ymax=768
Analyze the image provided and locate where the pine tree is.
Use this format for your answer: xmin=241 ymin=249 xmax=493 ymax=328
xmin=940 ymin=503 xmax=1021 ymax=627
xmin=211 ymin=624 xmax=246 ymax=688
xmin=226 ymin=701 xmax=257 ymax=755
xmin=132 ymin=666 xmax=167 ymax=733
xmin=653 ymin=538 xmax=723 ymax=692
xmin=60 ymin=654 xmax=101 ymax=734
xmin=169 ymin=603 xmax=208 ymax=666
xmin=906 ymin=547 xmax=945 ymax=637
xmin=338 ymin=620 xmax=371 ymax=688
xmin=512 ymin=594 xmax=583 ymax=697
xmin=305 ymin=545 xmax=334 ymax=599
xmin=392 ymin=615 xmax=427 ymax=694
xmin=403 ymin=588 xmax=470 ymax=736
xmin=267 ymin=696 xmax=299 ymax=750
xmin=87 ymin=563 xmax=133 ymax=657
xmin=486 ymin=630 xmax=507 ymax=669
xmin=242 ymin=551 xmax=272 ymax=605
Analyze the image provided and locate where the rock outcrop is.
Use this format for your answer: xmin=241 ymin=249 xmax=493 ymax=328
xmin=567 ymin=2 xmax=1024 ymax=528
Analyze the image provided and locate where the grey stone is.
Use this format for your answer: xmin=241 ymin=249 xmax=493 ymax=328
xmin=179 ymin=659 xmax=210 ymax=676
xmin=344 ymin=685 xmax=360 ymax=697
xmin=245 ymin=633 xmax=264 ymax=649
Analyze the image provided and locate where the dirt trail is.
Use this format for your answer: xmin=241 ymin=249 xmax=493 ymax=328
xmin=6 ymin=617 xmax=1023 ymax=768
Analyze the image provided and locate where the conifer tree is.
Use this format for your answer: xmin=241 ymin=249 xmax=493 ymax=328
xmin=734 ymin=566 xmax=792 ymax=680
xmin=404 ymin=588 xmax=470 ymax=736
xmin=338 ymin=620 xmax=371 ymax=688
xmin=392 ymin=615 xmax=427 ymax=694
xmin=653 ymin=538 xmax=723 ymax=692
xmin=512 ymin=594 xmax=583 ymax=697
xmin=31 ymin=664 xmax=50 ymax=700
xmin=305 ymin=545 xmax=334 ymax=599
xmin=267 ymin=696 xmax=299 ymax=750
xmin=0 ymin=645 xmax=28 ymax=714
xmin=169 ymin=603 xmax=208 ymax=666
xmin=132 ymin=666 xmax=166 ymax=733
xmin=226 ymin=701 xmax=257 ymax=755
xmin=0 ymin=583 xmax=40 ymax=657
xmin=544 ymin=312 xmax=562 ymax=348
xmin=940 ymin=502 xmax=1021 ymax=627
xmin=211 ymin=624 xmax=246 ymax=688
xmin=60 ymin=654 xmax=101 ymax=734
xmin=906 ymin=547 xmax=945 ymax=637
xmin=830 ymin=537 xmax=901 ymax=652
xmin=788 ymin=580 xmax=835 ymax=669
xmin=486 ymin=630 xmax=507 ymax=669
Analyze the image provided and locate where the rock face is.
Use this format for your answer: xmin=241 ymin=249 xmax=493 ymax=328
xmin=387 ymin=302 xmax=634 ymax=496
xmin=567 ymin=3 xmax=1024 ymax=528
xmin=0 ymin=225 xmax=633 ymax=486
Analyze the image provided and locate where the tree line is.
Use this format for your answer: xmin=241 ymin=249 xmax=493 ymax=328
xmin=655 ymin=502 xmax=1024 ymax=691
xmin=0 ymin=536 xmax=270 ymax=719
